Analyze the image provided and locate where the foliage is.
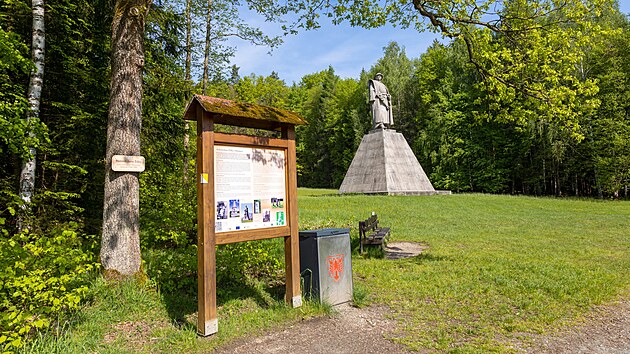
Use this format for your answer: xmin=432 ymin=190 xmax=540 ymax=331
xmin=139 ymin=2 xmax=196 ymax=249
xmin=287 ymin=0 xmax=620 ymax=139
xmin=409 ymin=40 xmax=516 ymax=192
xmin=144 ymin=246 xmax=197 ymax=295
xmin=0 ymin=27 xmax=36 ymax=159
xmin=0 ymin=1 xmax=108 ymax=350
xmin=140 ymin=171 xmax=196 ymax=248
xmin=588 ymin=15 xmax=630 ymax=195
xmin=284 ymin=6 xmax=628 ymax=196
xmin=294 ymin=67 xmax=365 ymax=188
xmin=216 ymin=240 xmax=284 ymax=287
xmin=461 ymin=1 xmax=605 ymax=139
xmin=182 ymin=0 xmax=284 ymax=83
xmin=144 ymin=241 xmax=285 ymax=310
xmin=0 ymin=223 xmax=97 ymax=352
xmin=14 ymin=0 xmax=112 ymax=233
xmin=235 ymin=73 xmax=291 ymax=108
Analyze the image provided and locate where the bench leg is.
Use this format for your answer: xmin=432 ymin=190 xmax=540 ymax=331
xmin=360 ymin=233 xmax=363 ymax=254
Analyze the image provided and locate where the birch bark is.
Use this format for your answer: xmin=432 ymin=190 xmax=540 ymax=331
xmin=18 ymin=0 xmax=45 ymax=232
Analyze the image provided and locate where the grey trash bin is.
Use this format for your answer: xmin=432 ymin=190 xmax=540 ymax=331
xmin=299 ymin=228 xmax=353 ymax=306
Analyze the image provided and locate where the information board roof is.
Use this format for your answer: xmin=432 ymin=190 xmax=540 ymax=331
xmin=184 ymin=95 xmax=307 ymax=130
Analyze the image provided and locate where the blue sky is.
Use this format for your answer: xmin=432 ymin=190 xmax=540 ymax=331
xmin=229 ymin=3 xmax=630 ymax=85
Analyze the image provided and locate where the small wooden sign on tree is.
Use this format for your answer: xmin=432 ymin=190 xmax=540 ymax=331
xmin=111 ymin=155 xmax=145 ymax=172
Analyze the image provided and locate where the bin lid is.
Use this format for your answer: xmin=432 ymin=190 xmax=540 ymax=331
xmin=299 ymin=228 xmax=351 ymax=238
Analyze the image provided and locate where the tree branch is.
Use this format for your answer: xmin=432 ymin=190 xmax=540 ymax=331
xmin=412 ymin=1 xmax=459 ymax=38
xmin=413 ymin=0 xmax=556 ymax=104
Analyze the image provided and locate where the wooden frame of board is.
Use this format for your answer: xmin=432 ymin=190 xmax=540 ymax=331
xmin=184 ymin=95 xmax=307 ymax=336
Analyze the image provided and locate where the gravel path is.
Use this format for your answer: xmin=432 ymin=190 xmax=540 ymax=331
xmin=529 ymin=295 xmax=630 ymax=354
xmin=214 ymin=297 xmax=629 ymax=353
xmin=214 ymin=304 xmax=411 ymax=354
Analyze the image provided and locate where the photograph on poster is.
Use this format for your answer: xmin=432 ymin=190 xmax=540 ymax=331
xmin=229 ymin=199 xmax=240 ymax=218
xmin=276 ymin=211 xmax=285 ymax=226
xmin=214 ymin=145 xmax=288 ymax=233
xmin=271 ymin=198 xmax=285 ymax=208
xmin=241 ymin=203 xmax=253 ymax=222
xmin=216 ymin=201 xmax=227 ymax=220
xmin=254 ymin=200 xmax=261 ymax=214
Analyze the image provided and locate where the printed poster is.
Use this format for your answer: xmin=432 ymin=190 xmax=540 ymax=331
xmin=214 ymin=145 xmax=287 ymax=233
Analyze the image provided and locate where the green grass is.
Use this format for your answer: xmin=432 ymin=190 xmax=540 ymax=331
xmin=299 ymin=191 xmax=630 ymax=351
xmin=23 ymin=191 xmax=630 ymax=353
xmin=23 ymin=276 xmax=331 ymax=353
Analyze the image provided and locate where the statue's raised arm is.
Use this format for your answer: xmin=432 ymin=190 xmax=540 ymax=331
xmin=368 ymin=73 xmax=394 ymax=130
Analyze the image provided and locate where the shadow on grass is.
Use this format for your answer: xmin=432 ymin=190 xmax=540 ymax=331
xmin=350 ymin=234 xmax=386 ymax=258
xmin=145 ymin=247 xmax=288 ymax=329
xmin=409 ymin=253 xmax=449 ymax=263
xmin=159 ymin=280 xmax=286 ymax=330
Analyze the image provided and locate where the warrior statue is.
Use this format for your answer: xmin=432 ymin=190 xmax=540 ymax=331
xmin=368 ymin=73 xmax=393 ymax=129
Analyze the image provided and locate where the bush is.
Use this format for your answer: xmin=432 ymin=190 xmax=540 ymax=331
xmin=140 ymin=164 xmax=196 ymax=249
xmin=144 ymin=240 xmax=284 ymax=297
xmin=144 ymin=246 xmax=197 ymax=296
xmin=216 ymin=240 xmax=284 ymax=286
xmin=0 ymin=222 xmax=97 ymax=352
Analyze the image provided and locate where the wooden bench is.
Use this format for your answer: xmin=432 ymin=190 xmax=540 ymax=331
xmin=359 ymin=214 xmax=390 ymax=253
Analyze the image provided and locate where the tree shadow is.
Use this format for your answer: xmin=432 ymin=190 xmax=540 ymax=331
xmin=350 ymin=234 xmax=386 ymax=258
xmin=145 ymin=241 xmax=291 ymax=330
xmin=409 ymin=253 xmax=449 ymax=263
xmin=157 ymin=273 xmax=286 ymax=330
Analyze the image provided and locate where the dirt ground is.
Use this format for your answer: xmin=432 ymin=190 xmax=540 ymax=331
xmin=529 ymin=295 xmax=630 ymax=354
xmin=214 ymin=242 xmax=630 ymax=353
xmin=214 ymin=304 xmax=411 ymax=354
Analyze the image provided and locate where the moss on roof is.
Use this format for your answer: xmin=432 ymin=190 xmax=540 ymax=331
xmin=184 ymin=95 xmax=307 ymax=127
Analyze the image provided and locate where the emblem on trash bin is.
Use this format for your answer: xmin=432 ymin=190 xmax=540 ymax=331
xmin=327 ymin=254 xmax=344 ymax=282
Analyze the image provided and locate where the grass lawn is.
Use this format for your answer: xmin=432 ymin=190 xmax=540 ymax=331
xmin=25 ymin=190 xmax=630 ymax=353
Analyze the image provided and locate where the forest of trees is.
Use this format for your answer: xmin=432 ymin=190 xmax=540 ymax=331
xmin=0 ymin=0 xmax=629 ymax=349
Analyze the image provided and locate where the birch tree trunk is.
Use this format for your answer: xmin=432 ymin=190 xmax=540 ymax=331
xmin=101 ymin=0 xmax=149 ymax=277
xmin=18 ymin=0 xmax=45 ymax=233
xmin=202 ymin=0 xmax=212 ymax=95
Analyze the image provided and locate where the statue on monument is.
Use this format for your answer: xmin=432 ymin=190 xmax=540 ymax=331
xmin=339 ymin=72 xmax=437 ymax=195
xmin=368 ymin=73 xmax=394 ymax=129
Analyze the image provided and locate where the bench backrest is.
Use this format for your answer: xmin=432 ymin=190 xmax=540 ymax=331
xmin=359 ymin=214 xmax=379 ymax=236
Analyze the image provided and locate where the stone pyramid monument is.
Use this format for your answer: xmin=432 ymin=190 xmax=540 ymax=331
xmin=338 ymin=72 xmax=436 ymax=195
xmin=338 ymin=128 xmax=436 ymax=195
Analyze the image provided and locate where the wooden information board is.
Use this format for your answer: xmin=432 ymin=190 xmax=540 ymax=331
xmin=184 ymin=95 xmax=307 ymax=336
xmin=214 ymin=145 xmax=287 ymax=234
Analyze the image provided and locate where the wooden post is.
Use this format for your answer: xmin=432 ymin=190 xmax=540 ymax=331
xmin=196 ymin=105 xmax=218 ymax=335
xmin=283 ymin=126 xmax=302 ymax=307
